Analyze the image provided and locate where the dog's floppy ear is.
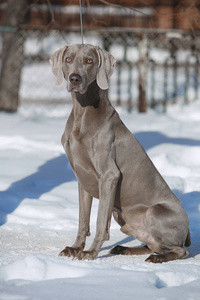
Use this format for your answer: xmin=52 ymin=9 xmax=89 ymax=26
xmin=49 ymin=45 xmax=68 ymax=86
xmin=95 ymin=46 xmax=116 ymax=90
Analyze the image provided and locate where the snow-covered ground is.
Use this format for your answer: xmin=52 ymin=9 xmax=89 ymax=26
xmin=0 ymin=99 xmax=200 ymax=300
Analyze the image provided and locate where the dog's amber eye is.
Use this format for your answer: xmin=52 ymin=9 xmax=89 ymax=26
xmin=86 ymin=58 xmax=93 ymax=64
xmin=66 ymin=57 xmax=72 ymax=63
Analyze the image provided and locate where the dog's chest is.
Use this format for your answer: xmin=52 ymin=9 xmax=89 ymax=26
xmin=64 ymin=127 xmax=90 ymax=163
xmin=63 ymin=112 xmax=100 ymax=165
xmin=62 ymin=125 xmax=99 ymax=197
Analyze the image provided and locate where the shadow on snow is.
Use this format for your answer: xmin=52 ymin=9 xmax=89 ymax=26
xmin=134 ymin=131 xmax=200 ymax=151
xmin=0 ymin=154 xmax=76 ymax=225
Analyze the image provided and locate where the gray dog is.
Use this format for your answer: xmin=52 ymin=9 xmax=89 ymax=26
xmin=50 ymin=44 xmax=190 ymax=263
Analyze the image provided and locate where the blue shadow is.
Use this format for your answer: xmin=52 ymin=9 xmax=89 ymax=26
xmin=174 ymin=190 xmax=200 ymax=258
xmin=1 ymin=131 xmax=200 ymax=226
xmin=0 ymin=154 xmax=76 ymax=225
xmin=134 ymin=131 xmax=200 ymax=151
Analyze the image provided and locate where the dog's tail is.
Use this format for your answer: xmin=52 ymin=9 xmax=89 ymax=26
xmin=185 ymin=230 xmax=191 ymax=247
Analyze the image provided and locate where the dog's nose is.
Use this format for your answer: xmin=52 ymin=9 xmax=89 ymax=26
xmin=69 ymin=74 xmax=82 ymax=85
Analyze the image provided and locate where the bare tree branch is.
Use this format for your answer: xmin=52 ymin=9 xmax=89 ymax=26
xmin=22 ymin=0 xmax=56 ymax=30
xmin=98 ymin=0 xmax=152 ymax=17
xmin=21 ymin=0 xmax=40 ymax=24
xmin=45 ymin=0 xmax=56 ymax=29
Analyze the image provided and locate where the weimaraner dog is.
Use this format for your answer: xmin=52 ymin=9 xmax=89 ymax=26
xmin=50 ymin=44 xmax=190 ymax=263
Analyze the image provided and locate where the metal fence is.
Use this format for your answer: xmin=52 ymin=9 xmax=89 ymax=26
xmin=103 ymin=29 xmax=200 ymax=111
xmin=0 ymin=28 xmax=200 ymax=112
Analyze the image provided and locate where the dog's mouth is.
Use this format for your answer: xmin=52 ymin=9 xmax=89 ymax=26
xmin=70 ymin=86 xmax=79 ymax=92
xmin=68 ymin=83 xmax=87 ymax=94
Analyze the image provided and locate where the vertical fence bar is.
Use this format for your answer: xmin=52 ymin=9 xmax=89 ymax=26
xmin=194 ymin=54 xmax=199 ymax=100
xmin=149 ymin=59 xmax=155 ymax=108
xmin=184 ymin=59 xmax=189 ymax=103
xmin=172 ymin=58 xmax=177 ymax=103
xmin=163 ymin=60 xmax=169 ymax=112
xmin=137 ymin=33 xmax=148 ymax=112
xmin=117 ymin=61 xmax=121 ymax=107
xmin=128 ymin=62 xmax=133 ymax=112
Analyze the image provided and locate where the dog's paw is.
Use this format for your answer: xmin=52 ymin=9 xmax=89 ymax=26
xmin=59 ymin=246 xmax=81 ymax=258
xmin=145 ymin=254 xmax=165 ymax=263
xmin=109 ymin=245 xmax=127 ymax=255
xmin=75 ymin=250 xmax=97 ymax=260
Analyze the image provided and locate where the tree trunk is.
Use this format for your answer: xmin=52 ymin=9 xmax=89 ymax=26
xmin=0 ymin=0 xmax=27 ymax=112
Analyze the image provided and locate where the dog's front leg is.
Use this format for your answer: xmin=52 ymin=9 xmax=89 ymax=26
xmin=76 ymin=162 xmax=120 ymax=260
xmin=59 ymin=182 xmax=93 ymax=257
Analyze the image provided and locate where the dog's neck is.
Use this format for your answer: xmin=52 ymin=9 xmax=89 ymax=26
xmin=74 ymin=80 xmax=100 ymax=109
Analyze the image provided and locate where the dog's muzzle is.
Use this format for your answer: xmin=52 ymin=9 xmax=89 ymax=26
xmin=69 ymin=74 xmax=82 ymax=86
xmin=68 ymin=74 xmax=81 ymax=92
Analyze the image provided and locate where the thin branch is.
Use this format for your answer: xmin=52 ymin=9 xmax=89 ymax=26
xmin=21 ymin=0 xmax=40 ymax=24
xmin=21 ymin=0 xmax=56 ymax=30
xmin=45 ymin=0 xmax=56 ymax=30
xmin=98 ymin=0 xmax=152 ymax=17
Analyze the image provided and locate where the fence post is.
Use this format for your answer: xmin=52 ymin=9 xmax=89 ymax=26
xmin=137 ymin=33 xmax=148 ymax=113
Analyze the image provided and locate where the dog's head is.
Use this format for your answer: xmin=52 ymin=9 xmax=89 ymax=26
xmin=50 ymin=44 xmax=115 ymax=94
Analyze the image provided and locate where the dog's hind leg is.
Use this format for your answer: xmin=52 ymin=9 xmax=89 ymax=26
xmin=110 ymin=244 xmax=153 ymax=255
xmin=145 ymin=247 xmax=189 ymax=263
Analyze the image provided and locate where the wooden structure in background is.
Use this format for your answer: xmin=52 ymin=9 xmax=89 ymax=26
xmin=0 ymin=0 xmax=200 ymax=31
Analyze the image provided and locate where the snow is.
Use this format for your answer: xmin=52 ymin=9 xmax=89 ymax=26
xmin=0 ymin=98 xmax=200 ymax=300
